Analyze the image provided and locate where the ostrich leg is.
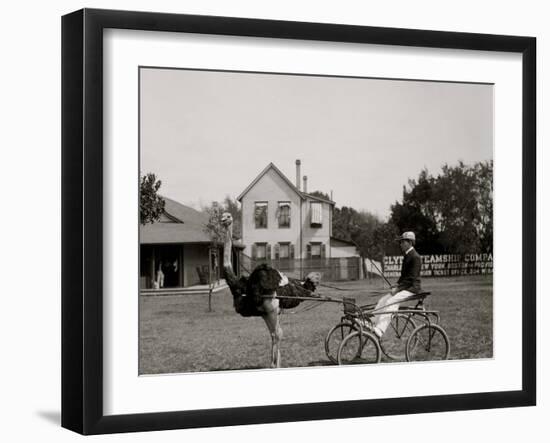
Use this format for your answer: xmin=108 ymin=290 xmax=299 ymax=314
xmin=221 ymin=212 xmax=283 ymax=368
xmin=262 ymin=297 xmax=282 ymax=368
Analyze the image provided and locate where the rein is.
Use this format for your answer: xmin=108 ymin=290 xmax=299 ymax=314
xmin=281 ymin=299 xmax=326 ymax=316
xmin=318 ymin=282 xmax=355 ymax=291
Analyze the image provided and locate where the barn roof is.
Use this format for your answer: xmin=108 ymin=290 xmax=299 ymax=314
xmin=140 ymin=197 xmax=211 ymax=244
xmin=140 ymin=196 xmax=243 ymax=248
xmin=236 ymin=162 xmax=335 ymax=205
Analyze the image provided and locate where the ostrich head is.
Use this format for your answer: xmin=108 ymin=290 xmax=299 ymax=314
xmin=221 ymin=212 xmax=233 ymax=228
xmin=304 ymin=272 xmax=322 ymax=291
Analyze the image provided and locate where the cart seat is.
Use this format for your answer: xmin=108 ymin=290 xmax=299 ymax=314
xmin=400 ymin=292 xmax=430 ymax=305
xmin=342 ymin=297 xmax=358 ymax=315
xmin=413 ymin=291 xmax=430 ymax=298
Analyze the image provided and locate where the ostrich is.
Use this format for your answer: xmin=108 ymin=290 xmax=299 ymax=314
xmin=220 ymin=212 xmax=321 ymax=368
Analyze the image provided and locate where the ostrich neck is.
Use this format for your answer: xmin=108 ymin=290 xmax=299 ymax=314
xmin=223 ymin=224 xmax=233 ymax=271
xmin=222 ymin=223 xmax=241 ymax=297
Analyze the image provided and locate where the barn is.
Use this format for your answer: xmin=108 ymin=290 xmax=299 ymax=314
xmin=139 ymin=197 xmax=242 ymax=294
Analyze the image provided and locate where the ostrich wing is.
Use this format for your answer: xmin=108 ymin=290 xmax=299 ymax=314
xmin=276 ymin=281 xmax=318 ymax=309
xmin=247 ymin=264 xmax=281 ymax=293
xmin=246 ymin=264 xmax=319 ymax=309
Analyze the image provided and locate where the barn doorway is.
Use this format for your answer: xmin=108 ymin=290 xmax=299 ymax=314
xmin=155 ymin=245 xmax=182 ymax=288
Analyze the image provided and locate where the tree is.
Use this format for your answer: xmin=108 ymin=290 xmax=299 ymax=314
xmin=309 ymin=190 xmax=331 ymax=201
xmin=390 ymin=161 xmax=493 ymax=254
xmin=221 ymin=195 xmax=242 ymax=239
xmin=330 ymin=205 xmax=384 ymax=258
xmin=310 ymin=190 xmax=397 ymax=267
xmin=202 ymin=196 xmax=242 ymax=237
xmin=372 ymin=221 xmax=401 ymax=258
xmin=390 ymin=169 xmax=443 ymax=253
xmin=202 ymin=197 xmax=243 ymax=311
xmin=203 ymin=202 xmax=225 ymax=246
xmin=327 ymin=201 xmax=389 ymax=272
xmin=140 ymin=173 xmax=165 ymax=225
xmin=474 ymin=161 xmax=493 ymax=253
xmin=202 ymin=202 xmax=225 ymax=312
xmin=432 ymin=162 xmax=482 ymax=253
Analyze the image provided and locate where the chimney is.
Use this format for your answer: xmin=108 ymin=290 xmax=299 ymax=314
xmin=303 ymin=175 xmax=308 ymax=194
xmin=295 ymin=159 xmax=301 ymax=190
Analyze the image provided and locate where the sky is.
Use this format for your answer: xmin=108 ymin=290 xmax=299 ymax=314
xmin=140 ymin=67 xmax=493 ymax=218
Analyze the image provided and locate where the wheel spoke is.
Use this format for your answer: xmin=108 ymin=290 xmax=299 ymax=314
xmin=380 ymin=314 xmax=416 ymax=360
xmin=406 ymin=324 xmax=450 ymax=361
xmin=337 ymin=331 xmax=381 ymax=365
xmin=325 ymin=321 xmax=357 ymax=364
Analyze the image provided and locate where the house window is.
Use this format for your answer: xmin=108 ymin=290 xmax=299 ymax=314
xmin=257 ymin=243 xmax=267 ymax=259
xmin=254 ymin=202 xmax=268 ymax=229
xmin=277 ymin=202 xmax=291 ymax=228
xmin=252 ymin=243 xmax=271 ymax=260
xmin=279 ymin=243 xmax=290 ymax=259
xmin=307 ymin=242 xmax=325 ymax=259
xmin=275 ymin=243 xmax=294 ymax=260
xmin=310 ymin=202 xmax=323 ymax=227
xmin=310 ymin=243 xmax=322 ymax=258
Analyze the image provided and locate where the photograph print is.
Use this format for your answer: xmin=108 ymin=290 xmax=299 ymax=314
xmin=138 ymin=67 xmax=493 ymax=374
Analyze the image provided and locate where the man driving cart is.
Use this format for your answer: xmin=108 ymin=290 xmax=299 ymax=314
xmin=370 ymin=231 xmax=422 ymax=338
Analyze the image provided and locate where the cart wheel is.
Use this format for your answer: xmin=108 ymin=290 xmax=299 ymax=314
xmin=337 ymin=330 xmax=381 ymax=365
xmin=405 ymin=324 xmax=450 ymax=362
xmin=325 ymin=321 xmax=358 ymax=364
xmin=379 ymin=314 xmax=417 ymax=361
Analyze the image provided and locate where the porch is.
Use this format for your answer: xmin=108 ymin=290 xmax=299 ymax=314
xmin=139 ymin=243 xmax=242 ymax=291
xmin=140 ymin=243 xmax=224 ymax=290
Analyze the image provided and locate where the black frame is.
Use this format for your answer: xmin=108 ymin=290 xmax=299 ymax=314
xmin=62 ymin=8 xmax=536 ymax=435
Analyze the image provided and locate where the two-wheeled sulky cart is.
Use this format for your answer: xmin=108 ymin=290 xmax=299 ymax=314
xmin=324 ymin=292 xmax=450 ymax=364
xmin=276 ymin=290 xmax=450 ymax=365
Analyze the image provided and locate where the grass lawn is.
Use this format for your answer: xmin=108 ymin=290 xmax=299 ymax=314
xmin=139 ymin=275 xmax=492 ymax=374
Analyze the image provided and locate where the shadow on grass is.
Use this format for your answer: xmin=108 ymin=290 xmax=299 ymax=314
xmin=306 ymin=360 xmax=335 ymax=367
xmin=210 ymin=360 xmax=337 ymax=370
xmin=208 ymin=365 xmax=266 ymax=371
xmin=140 ymin=277 xmax=493 ymax=373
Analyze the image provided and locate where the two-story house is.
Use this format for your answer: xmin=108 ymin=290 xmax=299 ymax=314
xmin=237 ymin=160 xmax=336 ymax=262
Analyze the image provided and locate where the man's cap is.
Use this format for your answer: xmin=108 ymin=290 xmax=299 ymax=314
xmin=395 ymin=231 xmax=416 ymax=242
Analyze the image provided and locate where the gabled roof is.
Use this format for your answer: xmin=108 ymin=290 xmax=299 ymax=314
xmin=237 ymin=162 xmax=335 ymax=205
xmin=158 ymin=210 xmax=182 ymax=223
xmin=237 ymin=163 xmax=301 ymax=202
xmin=140 ymin=197 xmax=211 ymax=244
xmin=162 ymin=197 xmax=204 ymax=225
xmin=303 ymin=192 xmax=335 ymax=205
xmin=330 ymin=236 xmax=358 ymax=247
xmin=141 ymin=196 xmax=245 ymax=247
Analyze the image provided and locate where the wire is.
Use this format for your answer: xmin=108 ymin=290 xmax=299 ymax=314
xmin=318 ymin=282 xmax=355 ymax=291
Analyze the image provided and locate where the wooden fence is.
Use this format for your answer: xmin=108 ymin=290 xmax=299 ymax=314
xmin=239 ymin=253 xmax=361 ymax=281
